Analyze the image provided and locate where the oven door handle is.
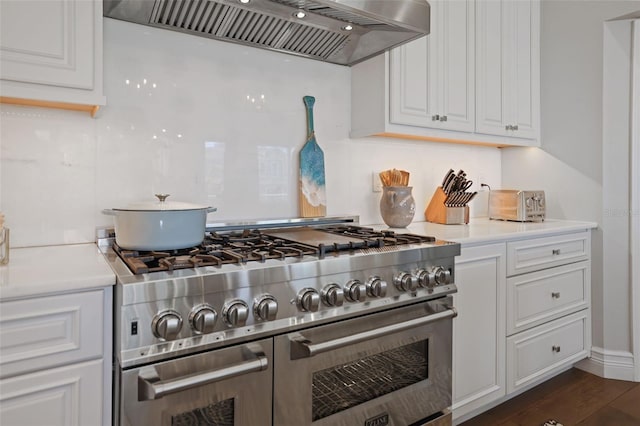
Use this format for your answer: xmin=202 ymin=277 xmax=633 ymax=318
xmin=137 ymin=349 xmax=269 ymax=400
xmin=290 ymin=307 xmax=457 ymax=360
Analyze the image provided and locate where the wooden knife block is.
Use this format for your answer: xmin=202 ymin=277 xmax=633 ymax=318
xmin=425 ymin=187 xmax=469 ymax=225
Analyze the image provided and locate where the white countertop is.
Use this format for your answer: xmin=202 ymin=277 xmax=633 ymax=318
xmin=0 ymin=243 xmax=115 ymax=301
xmin=0 ymin=218 xmax=596 ymax=301
xmin=366 ymin=217 xmax=598 ymax=245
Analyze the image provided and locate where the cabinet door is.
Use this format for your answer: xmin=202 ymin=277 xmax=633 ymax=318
xmin=389 ymin=36 xmax=435 ymax=127
xmin=0 ymin=359 xmax=103 ymax=426
xmin=434 ymin=0 xmax=475 ymax=132
xmin=0 ymin=0 xmax=105 ymax=105
xmin=507 ymin=0 xmax=539 ymax=139
xmin=389 ymin=0 xmax=474 ymax=132
xmin=476 ymin=0 xmax=539 ymax=139
xmin=452 ymin=243 xmax=507 ymax=421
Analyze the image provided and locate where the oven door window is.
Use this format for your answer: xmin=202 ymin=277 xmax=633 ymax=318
xmin=312 ymin=340 xmax=428 ymax=421
xmin=171 ymin=398 xmax=234 ymax=426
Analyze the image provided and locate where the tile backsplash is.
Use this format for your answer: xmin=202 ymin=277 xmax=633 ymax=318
xmin=0 ymin=19 xmax=500 ymax=248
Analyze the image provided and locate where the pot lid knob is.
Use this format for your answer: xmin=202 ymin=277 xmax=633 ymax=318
xmin=155 ymin=194 xmax=170 ymax=202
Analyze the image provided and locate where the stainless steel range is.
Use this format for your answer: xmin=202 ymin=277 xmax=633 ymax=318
xmin=99 ymin=216 xmax=460 ymax=426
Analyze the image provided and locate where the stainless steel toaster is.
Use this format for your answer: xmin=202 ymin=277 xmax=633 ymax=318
xmin=488 ymin=190 xmax=545 ymax=222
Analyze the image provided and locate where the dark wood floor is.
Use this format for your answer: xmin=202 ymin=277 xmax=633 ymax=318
xmin=460 ymin=368 xmax=640 ymax=426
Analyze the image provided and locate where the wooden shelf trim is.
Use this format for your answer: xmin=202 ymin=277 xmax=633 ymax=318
xmin=0 ymin=97 xmax=100 ymax=117
xmin=375 ymin=132 xmax=509 ymax=148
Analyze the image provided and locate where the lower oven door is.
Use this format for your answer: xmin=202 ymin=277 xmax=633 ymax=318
xmin=274 ymin=296 xmax=455 ymax=426
xmin=118 ymin=338 xmax=272 ymax=426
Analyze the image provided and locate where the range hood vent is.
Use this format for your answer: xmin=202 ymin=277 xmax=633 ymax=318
xmin=104 ymin=0 xmax=430 ymax=66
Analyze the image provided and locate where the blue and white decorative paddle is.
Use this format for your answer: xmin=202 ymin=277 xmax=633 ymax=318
xmin=299 ymin=96 xmax=326 ymax=217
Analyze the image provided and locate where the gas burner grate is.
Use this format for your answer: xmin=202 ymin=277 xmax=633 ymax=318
xmin=112 ymin=225 xmax=438 ymax=275
xmin=320 ymin=225 xmax=436 ymax=246
xmin=113 ymin=230 xmax=320 ymax=274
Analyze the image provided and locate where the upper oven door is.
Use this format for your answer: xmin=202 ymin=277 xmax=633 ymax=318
xmin=273 ymin=297 xmax=455 ymax=426
xmin=118 ymin=338 xmax=272 ymax=426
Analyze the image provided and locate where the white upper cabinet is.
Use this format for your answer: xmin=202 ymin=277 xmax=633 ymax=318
xmin=351 ymin=0 xmax=540 ymax=147
xmin=475 ymin=0 xmax=540 ymax=139
xmin=0 ymin=0 xmax=105 ymax=113
xmin=389 ymin=0 xmax=475 ymax=132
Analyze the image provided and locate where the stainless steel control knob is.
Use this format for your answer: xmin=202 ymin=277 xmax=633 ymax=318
xmin=189 ymin=304 xmax=217 ymax=334
xmin=222 ymin=299 xmax=249 ymax=327
xmin=433 ymin=267 xmax=452 ymax=285
xmin=253 ymin=295 xmax=278 ymax=321
xmin=321 ymin=283 xmax=344 ymax=307
xmin=152 ymin=310 xmax=183 ymax=341
xmin=416 ymin=268 xmax=437 ymax=288
xmin=297 ymin=288 xmax=321 ymax=312
xmin=394 ymin=272 xmax=418 ymax=293
xmin=345 ymin=279 xmax=367 ymax=302
xmin=366 ymin=276 xmax=388 ymax=297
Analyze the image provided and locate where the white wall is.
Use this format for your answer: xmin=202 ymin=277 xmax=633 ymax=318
xmin=502 ymin=1 xmax=640 ymax=379
xmin=0 ymin=18 xmax=501 ymax=248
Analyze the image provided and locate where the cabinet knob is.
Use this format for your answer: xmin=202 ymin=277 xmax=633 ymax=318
xmin=513 ymin=124 xmax=519 ymax=130
xmin=432 ymin=114 xmax=440 ymax=121
xmin=552 ymin=249 xmax=561 ymax=255
xmin=439 ymin=115 xmax=448 ymax=122
xmin=505 ymin=125 xmax=512 ymax=131
xmin=552 ymin=345 xmax=561 ymax=353
xmin=551 ymin=292 xmax=561 ymax=299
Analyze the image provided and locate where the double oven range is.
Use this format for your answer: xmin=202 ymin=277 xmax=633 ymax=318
xmin=99 ymin=217 xmax=460 ymax=426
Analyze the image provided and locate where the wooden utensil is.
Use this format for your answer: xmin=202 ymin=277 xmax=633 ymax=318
xmin=299 ymin=96 xmax=326 ymax=217
xmin=379 ymin=168 xmax=410 ymax=187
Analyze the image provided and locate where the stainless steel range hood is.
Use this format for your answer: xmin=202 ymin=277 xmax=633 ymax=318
xmin=103 ymin=0 xmax=430 ymax=66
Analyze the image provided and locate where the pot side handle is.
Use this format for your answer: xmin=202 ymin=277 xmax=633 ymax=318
xmin=207 ymin=207 xmax=217 ymax=213
xmin=102 ymin=209 xmax=117 ymax=216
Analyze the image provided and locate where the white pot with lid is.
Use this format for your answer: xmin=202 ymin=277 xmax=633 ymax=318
xmin=103 ymin=194 xmax=217 ymax=251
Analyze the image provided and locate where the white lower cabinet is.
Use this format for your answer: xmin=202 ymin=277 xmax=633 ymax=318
xmin=452 ymin=243 xmax=506 ymax=421
xmin=0 ymin=359 xmax=103 ymax=426
xmin=503 ymin=233 xmax=591 ymax=395
xmin=0 ymin=288 xmax=112 ymax=426
xmin=453 ymin=230 xmax=592 ymax=424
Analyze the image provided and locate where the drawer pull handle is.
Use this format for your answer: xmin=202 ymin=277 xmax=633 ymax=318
xmin=552 ymin=345 xmax=561 ymax=353
xmin=552 ymin=249 xmax=561 ymax=255
xmin=551 ymin=292 xmax=561 ymax=299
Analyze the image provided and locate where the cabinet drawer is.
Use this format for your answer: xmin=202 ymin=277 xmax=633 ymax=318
xmin=506 ymin=310 xmax=589 ymax=393
xmin=507 ymin=231 xmax=590 ymax=276
xmin=0 ymin=290 xmax=104 ymax=378
xmin=507 ymin=261 xmax=590 ymax=335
